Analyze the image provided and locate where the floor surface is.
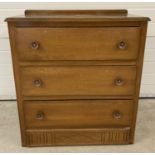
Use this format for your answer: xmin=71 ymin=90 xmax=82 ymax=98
xmin=0 ymin=99 xmax=155 ymax=153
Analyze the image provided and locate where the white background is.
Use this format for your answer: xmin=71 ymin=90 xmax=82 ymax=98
xmin=0 ymin=2 xmax=155 ymax=99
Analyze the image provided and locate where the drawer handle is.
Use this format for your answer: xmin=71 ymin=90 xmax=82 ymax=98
xmin=113 ymin=111 xmax=122 ymax=119
xmin=118 ymin=41 xmax=127 ymax=50
xmin=33 ymin=79 xmax=43 ymax=87
xmin=115 ymin=78 xmax=124 ymax=86
xmin=31 ymin=41 xmax=39 ymax=50
xmin=36 ymin=112 xmax=44 ymax=120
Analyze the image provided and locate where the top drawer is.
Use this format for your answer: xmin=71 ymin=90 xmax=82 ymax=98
xmin=15 ymin=27 xmax=140 ymax=61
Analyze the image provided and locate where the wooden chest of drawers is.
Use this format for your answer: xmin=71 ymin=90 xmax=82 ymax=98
xmin=6 ymin=10 xmax=150 ymax=146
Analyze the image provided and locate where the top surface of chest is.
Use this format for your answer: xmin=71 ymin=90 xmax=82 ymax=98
xmin=5 ymin=9 xmax=150 ymax=22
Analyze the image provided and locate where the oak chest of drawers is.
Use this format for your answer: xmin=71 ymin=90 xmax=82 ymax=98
xmin=6 ymin=10 xmax=150 ymax=146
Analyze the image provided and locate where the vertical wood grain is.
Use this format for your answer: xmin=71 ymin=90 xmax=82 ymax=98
xmin=130 ymin=21 xmax=148 ymax=143
xmin=7 ymin=22 xmax=26 ymax=146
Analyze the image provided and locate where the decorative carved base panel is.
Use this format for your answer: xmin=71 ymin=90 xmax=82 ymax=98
xmin=25 ymin=127 xmax=130 ymax=146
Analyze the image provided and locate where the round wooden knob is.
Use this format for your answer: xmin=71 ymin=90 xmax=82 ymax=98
xmin=33 ymin=79 xmax=43 ymax=87
xmin=113 ymin=111 xmax=122 ymax=119
xmin=31 ymin=41 xmax=39 ymax=50
xmin=118 ymin=41 xmax=127 ymax=50
xmin=36 ymin=112 xmax=44 ymax=120
xmin=115 ymin=78 xmax=124 ymax=86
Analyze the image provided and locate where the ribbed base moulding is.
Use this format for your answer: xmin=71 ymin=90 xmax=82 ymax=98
xmin=26 ymin=128 xmax=130 ymax=146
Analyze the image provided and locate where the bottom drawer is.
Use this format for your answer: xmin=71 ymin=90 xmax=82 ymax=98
xmin=24 ymin=100 xmax=133 ymax=129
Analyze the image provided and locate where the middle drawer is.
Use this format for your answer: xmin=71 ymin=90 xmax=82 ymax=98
xmin=20 ymin=66 xmax=136 ymax=97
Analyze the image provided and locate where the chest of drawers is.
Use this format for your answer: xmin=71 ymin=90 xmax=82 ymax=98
xmin=6 ymin=10 xmax=150 ymax=147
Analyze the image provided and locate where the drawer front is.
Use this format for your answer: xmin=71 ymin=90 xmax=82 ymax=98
xmin=16 ymin=27 xmax=140 ymax=61
xmin=20 ymin=66 xmax=136 ymax=97
xmin=24 ymin=100 xmax=133 ymax=129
